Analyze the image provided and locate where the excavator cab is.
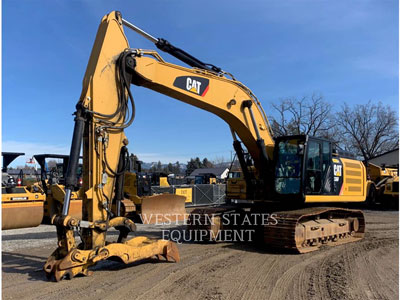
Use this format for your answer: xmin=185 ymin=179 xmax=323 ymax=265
xmin=274 ymin=135 xmax=366 ymax=204
xmin=274 ymin=135 xmax=336 ymax=200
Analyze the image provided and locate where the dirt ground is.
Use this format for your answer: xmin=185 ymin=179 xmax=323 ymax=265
xmin=2 ymin=210 xmax=398 ymax=300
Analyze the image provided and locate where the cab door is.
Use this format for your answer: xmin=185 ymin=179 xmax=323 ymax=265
xmin=304 ymin=138 xmax=333 ymax=195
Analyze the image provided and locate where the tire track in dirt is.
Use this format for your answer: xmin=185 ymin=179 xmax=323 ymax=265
xmin=304 ymin=215 xmax=399 ymax=300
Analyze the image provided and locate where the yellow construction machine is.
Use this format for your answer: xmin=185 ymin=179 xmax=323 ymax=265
xmin=226 ymin=169 xmax=247 ymax=200
xmin=45 ymin=11 xmax=371 ymax=280
xmin=382 ymin=175 xmax=399 ymax=208
xmin=2 ymin=152 xmax=46 ymax=229
xmin=107 ymin=12 xmax=367 ymax=253
xmin=3 ymin=151 xmax=184 ymax=233
xmin=33 ymin=154 xmax=83 ymax=223
xmin=367 ymin=162 xmax=398 ymax=208
xmin=122 ymin=158 xmax=187 ymax=223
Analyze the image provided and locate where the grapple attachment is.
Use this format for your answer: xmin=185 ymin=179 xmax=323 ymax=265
xmin=44 ymin=215 xmax=180 ymax=281
xmin=44 ymin=236 xmax=179 ymax=281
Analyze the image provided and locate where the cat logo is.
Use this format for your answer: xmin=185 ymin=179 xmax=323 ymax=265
xmin=173 ymin=76 xmax=209 ymax=97
xmin=334 ymin=164 xmax=342 ymax=176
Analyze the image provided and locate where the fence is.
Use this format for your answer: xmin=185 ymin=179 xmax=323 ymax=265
xmin=151 ymin=184 xmax=226 ymax=207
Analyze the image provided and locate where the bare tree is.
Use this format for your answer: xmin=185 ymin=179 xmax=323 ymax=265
xmin=270 ymin=94 xmax=336 ymax=140
xmin=212 ymin=155 xmax=228 ymax=167
xmin=336 ymin=101 xmax=398 ymax=161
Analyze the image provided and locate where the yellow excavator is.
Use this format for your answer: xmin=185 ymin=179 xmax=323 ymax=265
xmin=45 ymin=11 xmax=369 ymax=280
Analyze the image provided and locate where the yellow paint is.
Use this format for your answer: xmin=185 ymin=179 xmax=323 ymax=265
xmin=159 ymin=177 xmax=170 ymax=187
xmin=134 ymin=52 xmax=275 ymax=170
xmin=175 ymin=187 xmax=192 ymax=203
xmin=305 ymin=195 xmax=365 ymax=203
xmin=2 ymin=201 xmax=44 ymax=208
xmin=340 ymin=158 xmax=367 ymax=197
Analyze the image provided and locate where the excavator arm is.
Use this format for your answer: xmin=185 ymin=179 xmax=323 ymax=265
xmin=44 ymin=11 xmax=180 ymax=281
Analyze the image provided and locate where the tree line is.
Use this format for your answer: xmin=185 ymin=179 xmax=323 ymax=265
xmin=148 ymin=161 xmax=182 ymax=174
xmin=269 ymin=94 xmax=398 ymax=161
xmin=145 ymin=157 xmax=216 ymax=176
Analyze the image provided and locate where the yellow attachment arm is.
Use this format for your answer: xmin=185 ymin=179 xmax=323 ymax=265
xmin=131 ymin=52 xmax=274 ymax=169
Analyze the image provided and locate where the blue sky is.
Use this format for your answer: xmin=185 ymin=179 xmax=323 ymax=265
xmin=2 ymin=0 xmax=398 ymax=166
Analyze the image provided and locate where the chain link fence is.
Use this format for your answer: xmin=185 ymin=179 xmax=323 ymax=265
xmin=151 ymin=184 xmax=226 ymax=207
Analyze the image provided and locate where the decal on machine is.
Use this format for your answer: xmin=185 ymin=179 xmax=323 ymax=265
xmin=332 ymin=158 xmax=344 ymax=195
xmin=334 ymin=164 xmax=342 ymax=177
xmin=173 ymin=76 xmax=209 ymax=97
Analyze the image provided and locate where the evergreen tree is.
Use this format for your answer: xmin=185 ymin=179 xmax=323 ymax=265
xmin=195 ymin=157 xmax=202 ymax=168
xmin=167 ymin=163 xmax=173 ymax=173
xmin=186 ymin=158 xmax=198 ymax=176
xmin=174 ymin=161 xmax=181 ymax=174
xmin=202 ymin=158 xmax=214 ymax=168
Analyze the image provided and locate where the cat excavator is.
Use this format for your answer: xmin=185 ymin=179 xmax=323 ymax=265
xmin=45 ymin=11 xmax=367 ymax=280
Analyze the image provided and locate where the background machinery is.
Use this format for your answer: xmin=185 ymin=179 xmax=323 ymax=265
xmin=33 ymin=154 xmax=83 ymax=222
xmin=194 ymin=173 xmax=217 ymax=185
xmin=2 ymin=152 xmax=46 ymax=229
xmin=44 ymin=11 xmax=371 ymax=280
xmin=2 ymin=151 xmax=185 ymax=233
xmin=367 ymin=162 xmax=398 ymax=208
xmin=122 ymin=155 xmax=187 ymax=223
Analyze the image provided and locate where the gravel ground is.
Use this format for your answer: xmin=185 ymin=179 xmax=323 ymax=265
xmin=2 ymin=210 xmax=398 ymax=300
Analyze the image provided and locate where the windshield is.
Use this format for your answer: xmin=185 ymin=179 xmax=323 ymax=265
xmin=228 ymin=172 xmax=241 ymax=179
xmin=275 ymin=139 xmax=304 ymax=194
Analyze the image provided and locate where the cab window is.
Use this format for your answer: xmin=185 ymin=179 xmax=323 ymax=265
xmin=275 ymin=139 xmax=304 ymax=194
